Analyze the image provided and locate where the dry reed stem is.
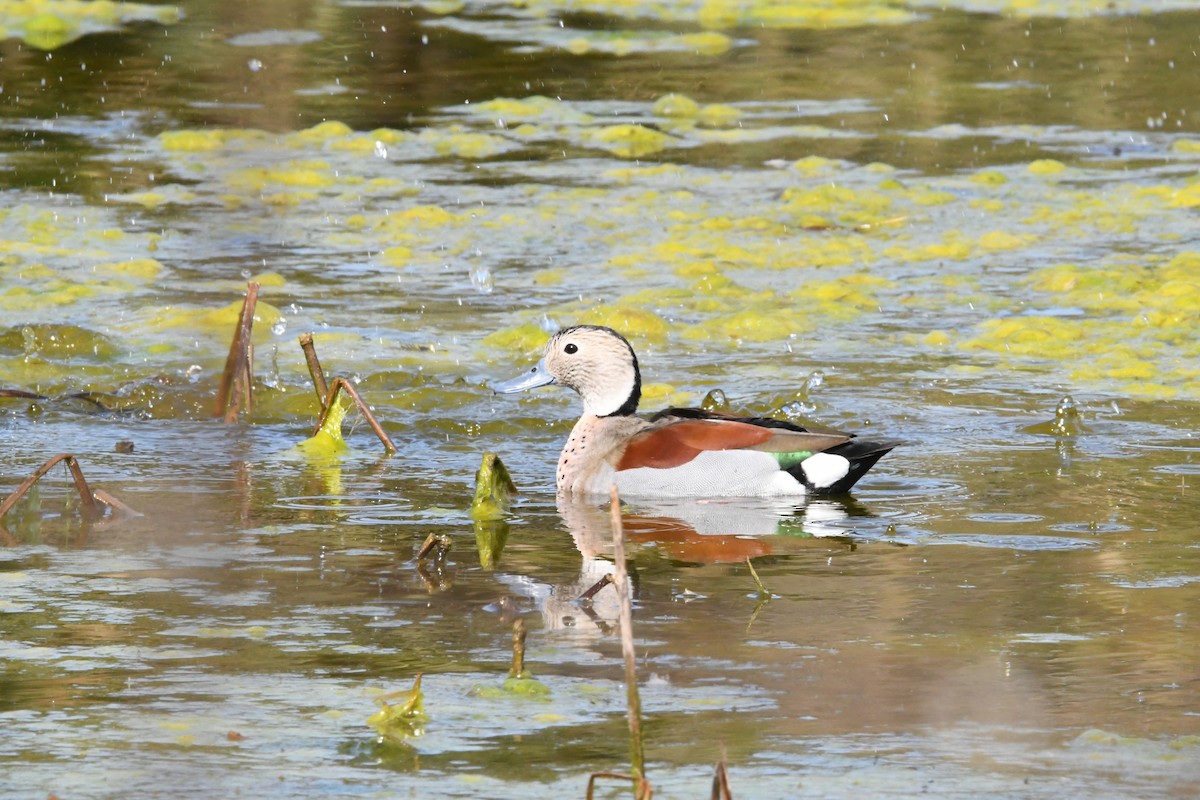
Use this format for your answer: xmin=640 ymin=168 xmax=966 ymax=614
xmin=585 ymin=772 xmax=652 ymax=800
xmin=213 ymin=281 xmax=260 ymax=421
xmin=510 ymin=618 xmax=527 ymax=678
xmin=578 ymin=573 xmax=614 ymax=603
xmin=0 ymin=454 xmax=139 ymax=524
xmin=313 ymin=377 xmax=398 ymax=454
xmin=711 ymin=758 xmax=733 ymax=800
xmin=608 ymin=485 xmax=651 ymax=799
xmin=298 ymin=332 xmax=330 ymax=404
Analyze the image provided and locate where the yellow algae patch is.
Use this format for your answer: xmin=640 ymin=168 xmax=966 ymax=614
xmin=142 ymin=300 xmax=284 ymax=338
xmin=483 ymin=323 xmax=552 ymax=356
xmin=476 ymin=95 xmax=592 ymax=124
xmin=791 ymin=275 xmax=888 ymax=317
xmin=790 ymin=155 xmax=843 ymax=175
xmin=93 ymin=258 xmax=164 ymax=282
xmin=110 ymin=186 xmax=197 ymax=209
xmin=653 ymin=93 xmax=701 ymax=118
xmin=1027 ymin=159 xmax=1067 ymax=176
xmin=689 ymin=0 xmax=918 ymax=29
xmin=963 ymin=316 xmax=1088 ymax=358
xmin=4 ymin=0 xmax=180 ymax=50
xmin=158 ymin=128 xmax=265 ymax=153
xmin=679 ymin=31 xmax=732 ymax=55
xmin=641 ymin=382 xmax=694 ymax=408
xmin=977 ymin=230 xmax=1031 ymax=251
xmin=1 ymin=279 xmax=98 ymax=308
xmin=380 ymin=246 xmax=414 ymax=266
xmin=251 ymin=272 xmax=287 ymax=288
xmin=697 ymin=103 xmax=741 ymax=127
xmin=781 ymin=183 xmax=894 ymax=227
xmin=684 ymin=306 xmax=807 ymax=343
xmin=227 ymin=161 xmax=335 ymax=192
xmin=588 ymin=125 xmax=676 ymax=158
xmin=1171 ymin=139 xmax=1200 ymax=154
xmin=418 ymin=126 xmax=510 ymax=159
xmin=287 ymin=121 xmax=355 ymax=145
xmin=971 ymin=170 xmax=1009 ymax=186
xmin=580 ymin=305 xmax=670 ymax=342
xmin=532 ymin=268 xmax=566 ymax=286
xmin=1166 ymin=179 xmax=1200 ymax=209
xmin=782 ymin=235 xmax=876 ymax=269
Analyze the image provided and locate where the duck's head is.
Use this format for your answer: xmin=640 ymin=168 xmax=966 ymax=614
xmin=492 ymin=325 xmax=641 ymax=417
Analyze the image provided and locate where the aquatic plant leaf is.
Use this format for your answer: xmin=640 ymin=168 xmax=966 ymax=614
xmin=473 ymin=518 xmax=509 ymax=569
xmin=293 ymin=399 xmax=350 ymax=458
xmin=366 ymin=675 xmax=427 ymax=743
xmin=469 ymin=452 xmax=516 ymax=521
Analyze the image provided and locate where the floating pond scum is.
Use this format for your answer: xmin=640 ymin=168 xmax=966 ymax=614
xmin=2 ymin=0 xmax=1199 ymax=797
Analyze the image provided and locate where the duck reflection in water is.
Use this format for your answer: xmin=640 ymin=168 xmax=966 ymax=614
xmin=491 ymin=495 xmax=864 ymax=638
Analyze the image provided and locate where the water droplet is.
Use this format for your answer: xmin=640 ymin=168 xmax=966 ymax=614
xmin=777 ymin=400 xmax=817 ymax=419
xmin=469 ymin=264 xmax=494 ymax=294
xmin=374 ymin=140 xmax=388 ymax=159
xmin=701 ymin=389 xmax=729 ymax=412
xmin=272 ymin=318 xmax=287 ymax=336
xmin=539 ymin=314 xmax=559 ymax=333
xmin=248 ymin=58 xmax=263 ymax=72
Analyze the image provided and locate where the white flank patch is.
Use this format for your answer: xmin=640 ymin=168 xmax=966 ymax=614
xmin=615 ymin=450 xmax=806 ymax=498
xmin=799 ymin=452 xmax=850 ymax=489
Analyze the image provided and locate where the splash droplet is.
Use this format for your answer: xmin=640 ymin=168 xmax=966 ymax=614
xmin=469 ymin=264 xmax=494 ymax=294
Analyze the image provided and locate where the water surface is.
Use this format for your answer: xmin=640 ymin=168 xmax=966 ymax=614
xmin=1 ymin=1 xmax=1198 ymax=797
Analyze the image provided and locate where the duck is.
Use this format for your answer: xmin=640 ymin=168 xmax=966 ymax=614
xmin=493 ymin=325 xmax=898 ymax=498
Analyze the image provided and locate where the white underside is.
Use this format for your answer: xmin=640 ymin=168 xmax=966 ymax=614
xmin=613 ymin=450 xmax=807 ymax=498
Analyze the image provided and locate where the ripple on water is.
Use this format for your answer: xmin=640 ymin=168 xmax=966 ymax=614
xmin=1151 ymin=463 xmax=1200 ymax=475
xmin=274 ymin=495 xmax=409 ymax=512
xmin=1109 ymin=575 xmax=1200 ymax=589
xmin=965 ymin=512 xmax=1044 ymax=524
xmin=930 ymin=533 xmax=1097 ymax=551
xmin=1048 ymin=522 xmax=1132 ymax=534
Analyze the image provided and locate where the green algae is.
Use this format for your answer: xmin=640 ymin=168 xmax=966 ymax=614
xmin=469 ymin=452 xmax=517 ymax=521
xmin=0 ymin=0 xmax=180 ymax=50
xmin=366 ymin=675 xmax=428 ymax=744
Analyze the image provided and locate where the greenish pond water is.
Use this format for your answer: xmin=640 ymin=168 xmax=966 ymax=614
xmin=2 ymin=1 xmax=1198 ymax=797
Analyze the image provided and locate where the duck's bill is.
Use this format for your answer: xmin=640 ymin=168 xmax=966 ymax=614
xmin=492 ymin=359 xmax=555 ymax=394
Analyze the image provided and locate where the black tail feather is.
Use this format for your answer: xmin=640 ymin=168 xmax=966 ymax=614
xmin=792 ymin=439 xmax=900 ymax=495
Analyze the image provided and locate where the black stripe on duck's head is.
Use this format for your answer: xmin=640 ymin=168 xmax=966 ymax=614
xmin=492 ymin=325 xmax=641 ymax=417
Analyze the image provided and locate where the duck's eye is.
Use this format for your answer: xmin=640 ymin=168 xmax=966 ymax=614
xmin=564 ymin=343 xmax=578 ymax=354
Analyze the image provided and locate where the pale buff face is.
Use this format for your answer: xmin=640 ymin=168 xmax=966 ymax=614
xmin=542 ymin=326 xmax=640 ymax=417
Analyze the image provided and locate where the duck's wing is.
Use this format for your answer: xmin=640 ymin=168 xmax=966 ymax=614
xmin=648 ymin=406 xmax=852 ymax=437
xmin=621 ymin=408 xmax=899 ymax=495
xmin=616 ymin=415 xmax=851 ymax=471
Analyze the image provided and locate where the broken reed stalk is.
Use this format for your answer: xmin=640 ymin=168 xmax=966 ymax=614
xmin=746 ymin=557 xmax=770 ymax=598
xmin=298 ymin=332 xmax=330 ymax=404
xmin=711 ymin=758 xmax=733 ymax=800
xmin=213 ymin=281 xmax=260 ymax=422
xmin=578 ymin=573 xmax=614 ymax=603
xmin=0 ymin=454 xmax=138 ymax=523
xmin=314 ymin=377 xmax=398 ymax=454
xmin=510 ymin=618 xmax=527 ymax=678
xmin=608 ymin=485 xmax=651 ymax=800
